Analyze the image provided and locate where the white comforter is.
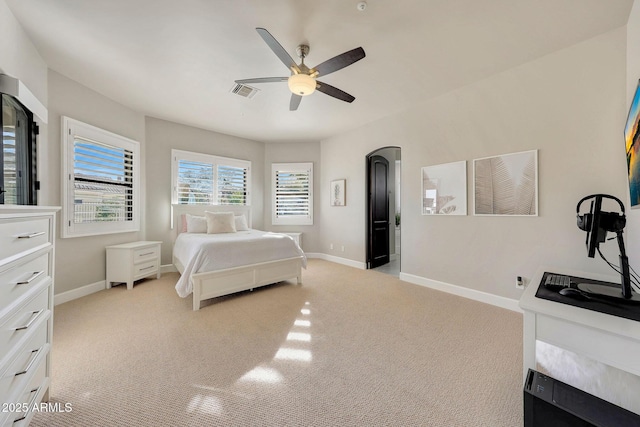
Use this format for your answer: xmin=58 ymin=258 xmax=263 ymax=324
xmin=174 ymin=230 xmax=307 ymax=297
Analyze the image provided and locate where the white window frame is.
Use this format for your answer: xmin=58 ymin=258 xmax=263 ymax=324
xmin=272 ymin=162 xmax=313 ymax=225
xmin=171 ymin=149 xmax=251 ymax=206
xmin=61 ymin=116 xmax=141 ymax=238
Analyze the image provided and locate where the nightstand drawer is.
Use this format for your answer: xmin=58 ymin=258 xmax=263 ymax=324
xmin=133 ymin=246 xmax=160 ymax=263
xmin=134 ymin=260 xmax=158 ymax=279
xmin=0 ymin=217 xmax=51 ymax=265
xmin=0 ymin=253 xmax=50 ymax=317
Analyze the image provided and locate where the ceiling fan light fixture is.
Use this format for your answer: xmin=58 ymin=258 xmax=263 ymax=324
xmin=288 ymin=74 xmax=316 ymax=96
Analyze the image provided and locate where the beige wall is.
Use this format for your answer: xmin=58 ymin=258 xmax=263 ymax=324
xmin=47 ymin=70 xmax=146 ymax=294
xmin=263 ymin=142 xmax=321 ymax=253
xmin=145 ymin=117 xmax=265 ymax=265
xmin=0 ymin=1 xmax=47 ymax=103
xmin=320 ymin=27 xmax=628 ymax=300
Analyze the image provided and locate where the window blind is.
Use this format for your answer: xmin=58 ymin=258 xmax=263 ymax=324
xmin=72 ymin=136 xmax=133 ymax=223
xmin=272 ymin=162 xmax=313 ymax=225
xmin=176 ymin=159 xmax=214 ymax=205
xmin=172 ymin=149 xmax=251 ymax=206
xmin=217 ymin=164 xmax=247 ymax=205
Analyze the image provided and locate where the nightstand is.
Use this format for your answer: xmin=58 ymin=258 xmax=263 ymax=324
xmin=106 ymin=241 xmax=162 ymax=290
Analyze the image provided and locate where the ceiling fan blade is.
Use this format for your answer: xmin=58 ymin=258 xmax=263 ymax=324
xmin=290 ymin=94 xmax=302 ymax=111
xmin=312 ymin=47 xmax=365 ymax=78
xmin=256 ymin=28 xmax=300 ymax=73
xmin=235 ymin=77 xmax=288 ymax=84
xmin=315 ymin=81 xmax=355 ymax=103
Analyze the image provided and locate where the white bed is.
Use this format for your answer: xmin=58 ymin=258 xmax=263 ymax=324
xmin=172 ymin=204 xmax=306 ymax=310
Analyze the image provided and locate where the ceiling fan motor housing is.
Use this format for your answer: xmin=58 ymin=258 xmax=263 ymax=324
xmin=296 ymin=44 xmax=310 ymax=60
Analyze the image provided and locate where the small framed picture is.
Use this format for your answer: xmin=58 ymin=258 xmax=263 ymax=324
xmin=331 ymin=179 xmax=346 ymax=206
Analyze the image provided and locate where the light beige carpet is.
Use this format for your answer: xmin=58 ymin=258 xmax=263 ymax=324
xmin=33 ymin=259 xmax=523 ymax=426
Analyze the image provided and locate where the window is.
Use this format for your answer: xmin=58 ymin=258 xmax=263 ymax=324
xmin=171 ymin=149 xmax=251 ymax=206
xmin=272 ymin=162 xmax=313 ymax=225
xmin=1 ymin=93 xmax=37 ymax=205
xmin=62 ymin=117 xmax=140 ymax=238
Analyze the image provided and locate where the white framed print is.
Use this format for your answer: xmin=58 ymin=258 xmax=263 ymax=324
xmin=421 ymin=161 xmax=467 ymax=215
xmin=473 ymin=149 xmax=538 ymax=216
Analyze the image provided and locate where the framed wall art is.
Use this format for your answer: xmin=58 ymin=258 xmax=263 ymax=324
xmin=421 ymin=161 xmax=467 ymax=215
xmin=331 ymin=179 xmax=346 ymax=206
xmin=473 ymin=149 xmax=538 ymax=216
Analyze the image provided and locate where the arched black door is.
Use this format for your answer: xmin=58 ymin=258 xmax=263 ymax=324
xmin=367 ymin=155 xmax=389 ymax=268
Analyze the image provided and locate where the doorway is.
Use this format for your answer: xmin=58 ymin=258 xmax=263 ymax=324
xmin=366 ymin=147 xmax=401 ymax=275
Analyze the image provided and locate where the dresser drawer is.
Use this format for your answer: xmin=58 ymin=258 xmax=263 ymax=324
xmin=134 ymin=259 xmax=159 ymax=279
xmin=0 ymin=217 xmax=51 ymax=265
xmin=0 ymin=321 xmax=48 ymax=403
xmin=0 ymin=289 xmax=49 ymax=364
xmin=0 ymin=253 xmax=50 ymax=316
xmin=4 ymin=351 xmax=48 ymax=427
xmin=133 ymin=245 xmax=160 ymax=263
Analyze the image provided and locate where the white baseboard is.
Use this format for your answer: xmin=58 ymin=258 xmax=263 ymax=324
xmin=305 ymin=253 xmax=366 ymax=270
xmin=54 ymin=258 xmax=518 ymax=312
xmin=54 ymin=280 xmax=105 ymax=306
xmin=55 ymin=265 xmax=177 ymax=305
xmin=161 ymin=264 xmax=178 ymax=273
xmin=307 ymin=254 xmax=518 ymax=312
xmin=399 ymin=272 xmax=521 ymax=313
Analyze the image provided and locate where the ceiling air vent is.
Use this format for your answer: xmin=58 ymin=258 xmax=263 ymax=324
xmin=231 ymin=83 xmax=259 ymax=99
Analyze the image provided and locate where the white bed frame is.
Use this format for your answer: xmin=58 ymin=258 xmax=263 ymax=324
xmin=171 ymin=204 xmax=303 ymax=310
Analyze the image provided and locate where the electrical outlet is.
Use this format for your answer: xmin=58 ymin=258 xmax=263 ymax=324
xmin=516 ymin=276 xmax=525 ymax=289
xmin=330 ymin=243 xmax=333 ymax=250
xmin=341 ymin=245 xmax=345 ymax=252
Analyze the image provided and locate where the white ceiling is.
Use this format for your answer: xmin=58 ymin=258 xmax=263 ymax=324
xmin=5 ymin=0 xmax=634 ymax=143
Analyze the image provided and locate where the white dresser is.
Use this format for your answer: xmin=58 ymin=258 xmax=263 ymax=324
xmin=106 ymin=241 xmax=162 ymax=290
xmin=0 ymin=206 xmax=58 ymax=427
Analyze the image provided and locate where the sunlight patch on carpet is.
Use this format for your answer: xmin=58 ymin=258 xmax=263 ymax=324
xmin=186 ymin=395 xmax=223 ymax=415
xmin=238 ymin=366 xmax=283 ymax=384
xmin=287 ymin=332 xmax=311 ymax=342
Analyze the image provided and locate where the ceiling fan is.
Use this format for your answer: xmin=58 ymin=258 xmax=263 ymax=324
xmin=235 ymin=28 xmax=365 ymax=111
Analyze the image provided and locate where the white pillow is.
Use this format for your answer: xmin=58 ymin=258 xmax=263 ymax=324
xmin=234 ymin=215 xmax=249 ymax=231
xmin=205 ymin=211 xmax=236 ymax=234
xmin=185 ymin=214 xmax=207 ymax=233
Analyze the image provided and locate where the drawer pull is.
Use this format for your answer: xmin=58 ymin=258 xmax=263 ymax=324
xmin=16 ymin=231 xmax=46 ymax=239
xmin=15 ymin=348 xmax=41 ymax=376
xmin=12 ymin=387 xmax=40 ymax=423
xmin=138 ymin=252 xmax=155 ymax=257
xmin=139 ymin=265 xmax=156 ymax=271
xmin=16 ymin=271 xmax=44 ymax=285
xmin=14 ymin=310 xmax=43 ymax=331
